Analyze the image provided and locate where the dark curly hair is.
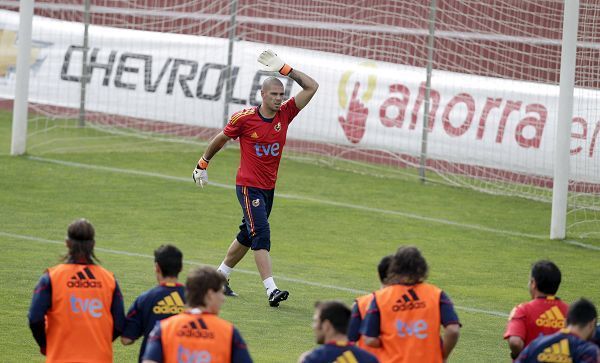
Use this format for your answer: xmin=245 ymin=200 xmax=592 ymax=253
xmin=388 ymin=246 xmax=428 ymax=284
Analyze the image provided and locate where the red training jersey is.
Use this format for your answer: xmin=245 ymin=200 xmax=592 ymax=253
xmin=223 ymin=98 xmax=300 ymax=189
xmin=504 ymin=296 xmax=569 ymax=348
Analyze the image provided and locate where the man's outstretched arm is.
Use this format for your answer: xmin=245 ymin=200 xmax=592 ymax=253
xmin=257 ymin=49 xmax=318 ymax=110
xmin=288 ymin=69 xmax=318 ymax=110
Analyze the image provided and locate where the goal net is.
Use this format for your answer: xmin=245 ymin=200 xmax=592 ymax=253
xmin=1 ymin=0 xmax=598 ymax=239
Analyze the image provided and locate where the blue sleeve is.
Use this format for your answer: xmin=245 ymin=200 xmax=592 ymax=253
xmin=514 ymin=341 xmax=536 ymax=363
xmin=122 ymin=295 xmax=144 ymax=340
xmin=143 ymin=321 xmax=164 ymax=362
xmin=440 ymin=291 xmax=461 ymax=327
xmin=363 ymin=350 xmax=380 ymax=363
xmin=347 ymin=301 xmax=362 ymax=342
xmin=578 ymin=343 xmax=600 ymax=363
xmin=361 ymin=296 xmax=381 ymax=338
xmin=231 ymin=327 xmax=253 ymax=363
xmin=111 ymin=280 xmax=126 ymax=340
xmin=514 ymin=345 xmax=529 ymax=363
xmin=300 ymin=349 xmax=319 ymax=363
xmin=28 ymin=273 xmax=52 ymax=352
xmin=592 ymin=325 xmax=600 ymax=347
xmin=28 ymin=273 xmax=51 ymax=323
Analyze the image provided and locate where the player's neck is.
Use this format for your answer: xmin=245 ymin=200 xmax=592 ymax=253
xmin=566 ymin=326 xmax=585 ymax=339
xmin=259 ymin=104 xmax=276 ymax=119
xmin=532 ymin=291 xmax=553 ymax=299
xmin=157 ymin=276 xmax=178 ymax=284
xmin=324 ymin=332 xmax=348 ymax=343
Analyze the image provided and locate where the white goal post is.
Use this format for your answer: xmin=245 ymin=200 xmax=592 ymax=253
xmin=550 ymin=0 xmax=579 ymax=240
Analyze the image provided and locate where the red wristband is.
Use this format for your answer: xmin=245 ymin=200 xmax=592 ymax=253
xmin=279 ymin=64 xmax=293 ymax=76
xmin=198 ymin=157 xmax=209 ymax=169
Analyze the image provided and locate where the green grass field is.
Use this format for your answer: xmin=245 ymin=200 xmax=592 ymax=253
xmin=1 ymin=110 xmax=598 ymax=362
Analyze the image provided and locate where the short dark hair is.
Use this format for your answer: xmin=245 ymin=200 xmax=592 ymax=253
xmin=531 ymin=260 xmax=562 ymax=295
xmin=377 ymin=255 xmax=393 ymax=283
xmin=154 ymin=245 xmax=183 ymax=278
xmin=185 ymin=266 xmax=226 ymax=308
xmin=388 ymin=246 xmax=428 ymax=284
xmin=567 ymin=298 xmax=598 ymax=327
xmin=315 ymin=301 xmax=351 ymax=334
xmin=64 ymin=218 xmax=99 ymax=264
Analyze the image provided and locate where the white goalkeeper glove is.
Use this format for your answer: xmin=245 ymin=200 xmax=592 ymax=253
xmin=192 ymin=157 xmax=209 ymax=188
xmin=258 ymin=49 xmax=293 ymax=76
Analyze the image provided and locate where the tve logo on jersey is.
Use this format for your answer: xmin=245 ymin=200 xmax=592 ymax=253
xmin=396 ymin=319 xmax=428 ymax=339
xmin=254 ymin=142 xmax=280 ymax=157
xmin=177 ymin=345 xmax=211 ymax=363
xmin=70 ymin=294 xmax=103 ymax=318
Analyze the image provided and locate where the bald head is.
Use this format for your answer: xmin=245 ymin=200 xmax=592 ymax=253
xmin=261 ymin=77 xmax=284 ymax=92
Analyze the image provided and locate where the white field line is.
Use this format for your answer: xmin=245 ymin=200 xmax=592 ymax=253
xmin=564 ymin=240 xmax=600 ymax=251
xmin=29 ymin=155 xmax=549 ymax=240
xmin=26 ymin=156 xmax=600 ymax=251
xmin=0 ymin=231 xmax=508 ymax=318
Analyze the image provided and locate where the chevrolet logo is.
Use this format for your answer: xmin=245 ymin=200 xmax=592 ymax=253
xmin=0 ymin=29 xmax=47 ymax=78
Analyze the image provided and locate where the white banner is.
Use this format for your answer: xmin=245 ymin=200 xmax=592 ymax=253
xmin=1 ymin=10 xmax=599 ymax=182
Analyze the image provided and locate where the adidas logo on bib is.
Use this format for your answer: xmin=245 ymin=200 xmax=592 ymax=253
xmin=67 ymin=267 xmax=102 ymax=288
xmin=392 ymin=289 xmax=426 ymax=311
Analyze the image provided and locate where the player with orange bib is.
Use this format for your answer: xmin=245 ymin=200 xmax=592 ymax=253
xmin=347 ymin=255 xmax=392 ymax=359
xmin=28 ymin=218 xmax=125 ymax=362
xmin=142 ymin=266 xmax=252 ymax=363
xmin=362 ymin=246 xmax=461 ymax=363
xmin=192 ymin=49 xmax=318 ymax=307
xmin=504 ymin=260 xmax=570 ymax=360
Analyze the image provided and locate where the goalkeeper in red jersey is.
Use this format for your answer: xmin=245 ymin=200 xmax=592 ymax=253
xmin=192 ymin=49 xmax=318 ymax=307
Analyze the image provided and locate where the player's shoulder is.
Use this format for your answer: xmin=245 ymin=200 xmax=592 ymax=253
xmin=301 ymin=345 xmax=330 ymax=362
xmin=279 ymin=97 xmax=299 ymax=112
xmin=508 ymin=302 xmax=530 ymax=320
xmin=556 ymin=298 xmax=569 ymax=309
xmin=352 ymin=346 xmax=379 ymax=362
xmin=88 ymin=263 xmax=117 ymax=279
xmin=137 ymin=284 xmax=169 ymax=302
xmin=516 ymin=300 xmax=535 ymax=310
xmin=580 ymin=339 xmax=600 ymax=358
xmin=229 ymin=106 xmax=258 ymax=125
xmin=132 ymin=287 xmax=155 ymax=302
xmin=281 ymin=97 xmax=295 ymax=107
xmin=357 ymin=292 xmax=373 ymax=303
